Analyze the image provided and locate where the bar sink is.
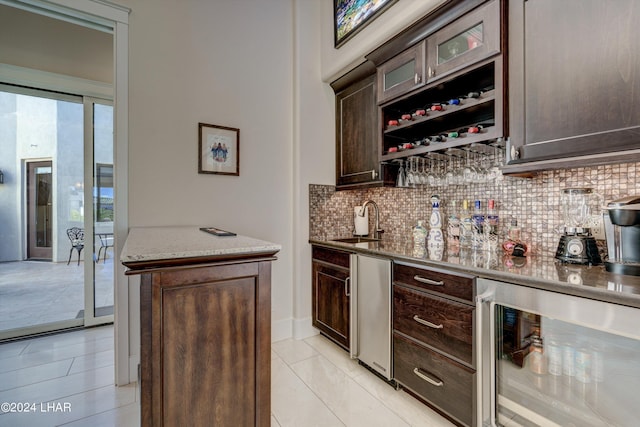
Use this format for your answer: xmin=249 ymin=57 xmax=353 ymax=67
xmin=331 ymin=237 xmax=381 ymax=244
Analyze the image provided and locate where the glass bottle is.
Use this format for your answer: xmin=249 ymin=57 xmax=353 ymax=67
xmin=485 ymin=199 xmax=499 ymax=251
xmin=427 ymin=195 xmax=444 ymax=248
xmin=447 ymin=200 xmax=460 ymax=251
xmin=459 ymin=200 xmax=473 ymax=248
xmin=502 ymin=218 xmax=529 ymax=256
xmin=471 ymin=200 xmax=485 ymax=250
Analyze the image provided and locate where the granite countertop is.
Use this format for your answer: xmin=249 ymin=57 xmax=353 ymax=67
xmin=121 ymin=226 xmax=281 ymax=268
xmin=309 ymin=236 xmax=640 ymax=309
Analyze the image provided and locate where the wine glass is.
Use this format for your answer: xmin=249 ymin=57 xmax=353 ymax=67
xmin=406 ymin=157 xmax=415 ymax=188
xmin=445 ymin=152 xmax=456 ymax=186
xmin=427 ymin=157 xmax=438 ymax=187
xmin=396 ymin=160 xmax=406 ymax=187
xmin=485 ymin=143 xmax=503 ymax=182
xmin=462 ymin=149 xmax=475 ymax=183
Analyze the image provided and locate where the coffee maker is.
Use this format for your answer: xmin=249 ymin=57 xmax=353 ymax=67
xmin=555 ymin=188 xmax=602 ymax=265
xmin=604 ymin=195 xmax=640 ymax=276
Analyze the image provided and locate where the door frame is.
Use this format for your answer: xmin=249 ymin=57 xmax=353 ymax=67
xmin=26 ymin=159 xmax=54 ymax=260
xmin=0 ymin=0 xmax=130 ymax=385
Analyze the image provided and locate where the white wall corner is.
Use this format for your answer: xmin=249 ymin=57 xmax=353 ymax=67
xmin=293 ymin=316 xmax=318 ymax=340
xmin=272 ymin=317 xmax=293 ymax=343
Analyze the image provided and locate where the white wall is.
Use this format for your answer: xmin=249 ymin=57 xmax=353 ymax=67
xmin=117 ymin=0 xmax=295 ymax=340
xmin=291 ymin=0 xmax=448 ymax=335
xmin=0 ymin=0 xmax=456 ymax=358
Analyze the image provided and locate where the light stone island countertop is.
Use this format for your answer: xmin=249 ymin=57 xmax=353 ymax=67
xmin=121 ymin=226 xmax=281 ymax=266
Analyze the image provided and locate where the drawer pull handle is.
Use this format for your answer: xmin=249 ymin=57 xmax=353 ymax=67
xmin=345 ymin=277 xmax=350 ymax=297
xmin=413 ymin=315 xmax=443 ymax=329
xmin=413 ymin=368 xmax=443 ymax=387
xmin=413 ymin=275 xmax=444 ymax=286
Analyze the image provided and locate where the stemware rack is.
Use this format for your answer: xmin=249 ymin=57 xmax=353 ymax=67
xmin=391 ymin=140 xmax=506 ymax=188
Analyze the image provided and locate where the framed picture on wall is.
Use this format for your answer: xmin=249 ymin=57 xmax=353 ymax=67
xmin=334 ymin=0 xmax=398 ymax=48
xmin=198 ymin=123 xmax=240 ymax=176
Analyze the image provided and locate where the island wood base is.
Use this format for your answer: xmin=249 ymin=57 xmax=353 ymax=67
xmin=130 ymin=257 xmax=274 ymax=426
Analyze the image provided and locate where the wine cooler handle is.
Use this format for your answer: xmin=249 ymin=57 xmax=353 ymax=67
xmin=476 ymin=285 xmax=495 ymax=426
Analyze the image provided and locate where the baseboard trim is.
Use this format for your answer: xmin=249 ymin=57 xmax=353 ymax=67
xmin=272 ymin=316 xmax=318 ymax=342
xmin=272 ymin=317 xmax=292 ymax=343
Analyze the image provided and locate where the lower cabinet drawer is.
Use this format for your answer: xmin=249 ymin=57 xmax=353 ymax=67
xmin=394 ymin=284 xmax=474 ymax=365
xmin=394 ymin=333 xmax=474 ymax=427
xmin=393 ymin=262 xmax=474 ymax=302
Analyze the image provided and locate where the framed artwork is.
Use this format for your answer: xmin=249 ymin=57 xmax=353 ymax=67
xmin=334 ymin=0 xmax=398 ymax=48
xmin=198 ymin=123 xmax=240 ymax=176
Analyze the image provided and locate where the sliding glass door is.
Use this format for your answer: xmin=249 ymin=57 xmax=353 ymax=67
xmin=86 ymin=98 xmax=114 ymax=325
xmin=0 ymin=87 xmax=113 ymax=339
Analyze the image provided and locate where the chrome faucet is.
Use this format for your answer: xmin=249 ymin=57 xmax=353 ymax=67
xmin=358 ymin=200 xmax=384 ymax=239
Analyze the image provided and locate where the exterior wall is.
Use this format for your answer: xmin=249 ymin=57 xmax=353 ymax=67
xmin=0 ymin=93 xmax=83 ymax=263
xmin=0 ymin=93 xmax=19 ymax=261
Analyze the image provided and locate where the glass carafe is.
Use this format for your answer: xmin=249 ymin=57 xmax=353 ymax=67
xmin=560 ymin=188 xmax=602 ymax=230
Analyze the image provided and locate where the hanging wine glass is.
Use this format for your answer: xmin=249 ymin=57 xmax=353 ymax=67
xmin=420 ymin=157 xmax=428 ymax=187
xmin=427 ymin=156 xmax=437 ymax=187
xmin=405 ymin=157 xmax=414 ymax=188
xmin=396 ymin=160 xmax=406 ymax=187
xmin=462 ymin=149 xmax=475 ymax=183
xmin=445 ymin=152 xmax=455 ymax=186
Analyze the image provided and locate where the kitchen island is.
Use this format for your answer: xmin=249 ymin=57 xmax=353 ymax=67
xmin=122 ymin=226 xmax=280 ymax=427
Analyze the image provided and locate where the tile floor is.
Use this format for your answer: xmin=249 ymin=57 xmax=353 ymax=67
xmin=0 ymin=325 xmax=454 ymax=427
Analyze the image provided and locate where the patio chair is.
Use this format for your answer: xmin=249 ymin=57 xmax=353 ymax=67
xmin=66 ymin=227 xmax=85 ymax=265
xmin=96 ymin=233 xmax=114 ymax=263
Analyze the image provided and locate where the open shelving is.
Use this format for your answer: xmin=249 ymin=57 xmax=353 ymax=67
xmin=379 ymin=59 xmax=503 ymax=165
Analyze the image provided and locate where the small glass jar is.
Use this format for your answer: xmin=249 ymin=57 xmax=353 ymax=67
xmin=412 ymin=220 xmax=427 ymax=249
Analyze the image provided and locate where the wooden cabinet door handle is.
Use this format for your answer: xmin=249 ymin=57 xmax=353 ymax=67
xmin=413 ymin=367 xmax=443 ymax=387
xmin=413 ymin=275 xmax=444 ymax=286
xmin=344 ymin=277 xmax=350 ymax=297
xmin=413 ymin=315 xmax=443 ymax=329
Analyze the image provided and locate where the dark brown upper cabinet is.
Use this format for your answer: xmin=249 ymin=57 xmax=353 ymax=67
xmin=376 ymin=40 xmax=426 ymax=105
xmin=372 ymin=0 xmax=504 ymax=164
xmin=331 ymin=62 xmax=383 ymax=190
xmin=426 ymin=0 xmax=501 ymax=84
xmin=504 ymin=0 xmax=640 ymax=174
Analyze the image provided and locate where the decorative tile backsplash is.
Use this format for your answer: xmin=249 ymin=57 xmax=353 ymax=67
xmin=309 ymin=161 xmax=640 ymax=257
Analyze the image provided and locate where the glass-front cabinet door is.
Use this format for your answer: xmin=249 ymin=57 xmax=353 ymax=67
xmin=426 ymin=0 xmax=500 ymax=82
xmin=376 ymin=40 xmax=425 ymax=104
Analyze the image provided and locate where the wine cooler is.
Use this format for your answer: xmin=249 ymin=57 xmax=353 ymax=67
xmin=477 ymin=278 xmax=640 ymax=426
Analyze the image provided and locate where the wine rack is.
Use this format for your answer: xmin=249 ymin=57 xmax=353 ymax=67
xmin=379 ymin=59 xmax=503 ymax=163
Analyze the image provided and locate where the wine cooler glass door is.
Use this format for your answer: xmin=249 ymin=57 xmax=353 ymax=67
xmin=477 ymin=279 xmax=640 ymax=427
